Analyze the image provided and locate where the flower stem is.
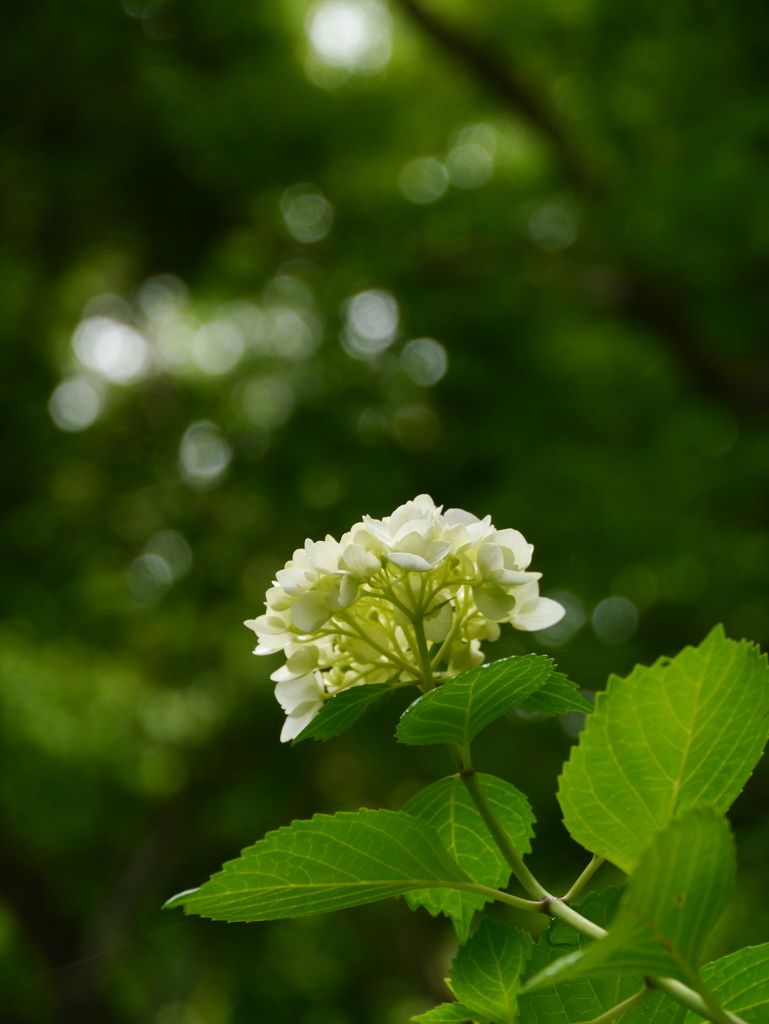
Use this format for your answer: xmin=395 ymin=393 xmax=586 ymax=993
xmin=412 ymin=616 xmax=437 ymax=691
xmin=581 ymin=984 xmax=653 ymax=1024
xmin=562 ymin=854 xmax=606 ymax=904
xmin=542 ymin=900 xmax=748 ymax=1024
xmin=454 ymin=753 xmax=550 ymax=901
xmin=450 ymin=881 xmax=543 ymax=914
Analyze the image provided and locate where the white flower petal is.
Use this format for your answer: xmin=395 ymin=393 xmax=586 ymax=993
xmin=444 ymin=507 xmax=479 ymax=526
xmin=392 ymin=518 xmax=434 ymax=543
xmin=388 ymin=550 xmax=434 ymax=572
xmin=361 ymin=515 xmax=392 ymax=545
xmin=290 ymin=592 xmax=333 ymax=632
xmin=388 ymin=498 xmax=437 ymax=535
xmin=341 ymin=543 xmax=381 ymax=578
xmin=275 ymin=568 xmax=309 ymax=596
xmin=494 ymin=569 xmax=541 ymax=587
xmin=413 ymin=493 xmax=439 ymax=513
xmin=305 ymin=540 xmax=339 ymax=574
xmin=423 ymin=539 xmax=452 ymax=566
xmin=339 ymin=574 xmax=360 ymax=605
xmin=254 ymin=643 xmax=281 ymax=655
xmin=347 ymin=637 xmax=382 ymax=662
xmin=424 ymin=602 xmax=453 ymax=642
xmin=509 ymin=580 xmax=540 ymax=605
xmin=511 ymin=597 xmax=566 ymax=632
xmin=271 ymin=665 xmax=300 ymax=682
xmin=265 ymin=586 xmax=294 ymax=611
xmin=285 ymin=645 xmax=320 ymax=674
xmin=391 ymin=531 xmax=429 ymax=559
xmin=280 ymin=703 xmax=323 ymax=743
xmin=477 ymin=542 xmax=504 ymax=580
xmin=473 ymin=584 xmax=517 ymax=621
xmin=494 ymin=528 xmax=534 ymax=570
xmin=274 ymin=675 xmax=324 ymax=712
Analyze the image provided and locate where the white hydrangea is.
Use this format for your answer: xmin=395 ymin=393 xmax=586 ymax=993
xmin=245 ymin=495 xmax=565 ymax=741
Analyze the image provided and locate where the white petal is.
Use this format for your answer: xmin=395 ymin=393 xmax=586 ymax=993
xmin=274 ymin=675 xmax=323 ymax=712
xmin=280 ymin=703 xmax=323 ymax=743
xmin=424 ymin=602 xmax=453 ymax=642
xmin=423 ymin=539 xmax=452 ymax=566
xmin=465 ymin=521 xmax=496 ymax=548
xmin=308 ymin=539 xmax=340 ymax=574
xmin=361 ymin=515 xmax=392 ymax=545
xmin=285 ymin=645 xmax=320 ymax=674
xmin=389 ymin=500 xmax=435 ymax=535
xmin=265 ymin=586 xmax=294 ymax=611
xmin=275 ymin=568 xmax=309 ymax=596
xmin=493 ymin=528 xmax=534 ymax=570
xmin=252 ymin=614 xmax=293 ymax=638
xmin=413 ymin=493 xmax=438 ymax=512
xmin=339 ymin=574 xmax=360 ymax=605
xmin=341 ymin=543 xmax=381 ymax=578
xmin=392 ymin=518 xmax=435 ymax=543
xmin=472 ymin=584 xmax=516 ymax=621
xmin=494 ymin=569 xmax=541 ymax=587
xmin=444 ymin=507 xmax=479 ymax=526
xmin=347 ymin=637 xmax=382 ymax=662
xmin=270 ymin=664 xmax=301 ymax=682
xmin=509 ymin=580 xmax=540 ymax=605
xmin=444 ymin=522 xmax=471 ymax=554
xmin=290 ymin=592 xmax=333 ymax=632
xmin=511 ymin=597 xmax=566 ymax=632
xmin=388 ymin=550 xmax=434 ymax=572
xmin=448 ymin=639 xmax=484 ymax=673
xmin=350 ymin=527 xmax=382 ymax=554
xmin=254 ymin=643 xmax=282 ymax=655
xmin=477 ymin=543 xmax=504 ymax=580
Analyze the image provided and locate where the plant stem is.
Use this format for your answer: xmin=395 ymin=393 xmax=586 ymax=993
xmin=543 ymin=900 xmax=748 ymax=1024
xmin=410 ymin=613 xmax=741 ymax=1024
xmin=562 ymin=854 xmax=606 ymax=904
xmin=412 ymin=616 xmax=436 ymax=691
xmin=692 ymin=978 xmax=745 ymax=1024
xmin=335 ymin=611 xmax=415 ymax=676
xmin=457 ymin=760 xmax=551 ymax=901
xmin=449 ymin=881 xmax=543 ymax=914
xmin=581 ymin=983 xmax=653 ymax=1024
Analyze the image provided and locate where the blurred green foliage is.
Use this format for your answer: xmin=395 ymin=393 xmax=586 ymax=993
xmin=2 ymin=0 xmax=769 ymax=1021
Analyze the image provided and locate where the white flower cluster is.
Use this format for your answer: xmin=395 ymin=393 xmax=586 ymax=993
xmin=245 ymin=495 xmax=565 ymax=741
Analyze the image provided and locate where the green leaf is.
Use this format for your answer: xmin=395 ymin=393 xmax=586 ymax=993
xmin=517 ymin=672 xmax=593 ymax=716
xmin=396 ymin=655 xmax=554 ymax=748
xmin=450 ymin=918 xmax=532 ymax=1024
xmin=164 ymin=808 xmax=471 ymax=922
xmin=684 ymin=944 xmax=769 ymax=1024
xmin=519 ymin=888 xmax=684 ymax=1024
xmin=636 ymin=1000 xmax=687 ymax=1024
xmin=523 ymin=809 xmax=736 ymax=992
xmin=293 ymin=683 xmax=394 ymax=743
xmin=403 ymin=773 xmax=535 ymax=940
xmin=558 ymin=626 xmax=769 ymax=873
xmin=411 ymin=1003 xmax=480 ymax=1023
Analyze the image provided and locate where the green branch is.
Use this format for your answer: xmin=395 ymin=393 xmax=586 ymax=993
xmin=562 ymin=854 xmax=606 ymax=904
xmin=580 ymin=983 xmax=653 ymax=1024
xmin=455 ymin=756 xmax=550 ymax=901
xmin=543 ymin=901 xmax=748 ymax=1024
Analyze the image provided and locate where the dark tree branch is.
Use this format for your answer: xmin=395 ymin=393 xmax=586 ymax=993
xmin=621 ymin=277 xmax=769 ymax=411
xmin=396 ymin=0 xmax=769 ymax=413
xmin=396 ymin=0 xmax=597 ymax=193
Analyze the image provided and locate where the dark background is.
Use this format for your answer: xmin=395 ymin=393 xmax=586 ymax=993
xmin=2 ymin=0 xmax=769 ymax=1021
